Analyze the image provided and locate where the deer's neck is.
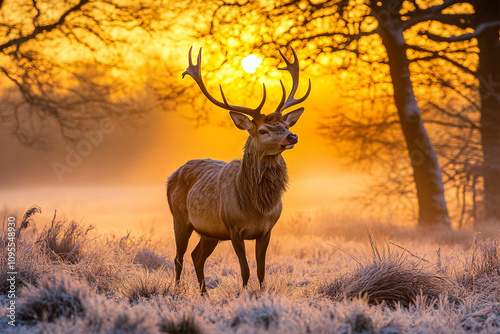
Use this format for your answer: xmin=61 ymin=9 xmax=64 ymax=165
xmin=237 ymin=138 xmax=289 ymax=214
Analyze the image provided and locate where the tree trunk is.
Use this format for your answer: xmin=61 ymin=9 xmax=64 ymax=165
xmin=476 ymin=0 xmax=500 ymax=223
xmin=374 ymin=3 xmax=451 ymax=227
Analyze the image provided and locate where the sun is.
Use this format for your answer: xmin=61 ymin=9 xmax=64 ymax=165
xmin=241 ymin=55 xmax=262 ymax=74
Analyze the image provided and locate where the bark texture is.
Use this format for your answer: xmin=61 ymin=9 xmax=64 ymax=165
xmin=476 ymin=0 xmax=500 ymax=222
xmin=373 ymin=2 xmax=451 ymax=227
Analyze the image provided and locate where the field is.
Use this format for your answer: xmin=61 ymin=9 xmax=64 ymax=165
xmin=1 ymin=208 xmax=499 ymax=334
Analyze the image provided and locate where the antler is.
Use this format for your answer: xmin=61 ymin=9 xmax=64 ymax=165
xmin=274 ymin=47 xmax=311 ymax=114
xmin=182 ymin=47 xmax=266 ymax=120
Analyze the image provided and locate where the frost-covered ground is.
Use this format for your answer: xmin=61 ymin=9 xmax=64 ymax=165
xmin=1 ymin=209 xmax=499 ymax=333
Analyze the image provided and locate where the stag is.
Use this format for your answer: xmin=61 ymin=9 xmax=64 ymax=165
xmin=167 ymin=46 xmax=311 ymax=294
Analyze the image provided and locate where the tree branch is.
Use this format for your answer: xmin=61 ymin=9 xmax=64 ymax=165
xmin=32 ymin=0 xmax=41 ymax=26
xmin=432 ymin=13 xmax=476 ymax=29
xmin=0 ymin=0 xmax=89 ymax=52
xmin=407 ymin=44 xmax=477 ymax=76
xmin=424 ymin=100 xmax=479 ymax=130
xmin=403 ymin=0 xmax=468 ymax=30
xmin=419 ymin=20 xmax=500 ymax=43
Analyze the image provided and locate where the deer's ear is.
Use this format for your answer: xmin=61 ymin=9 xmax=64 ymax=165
xmin=282 ymin=107 xmax=304 ymax=128
xmin=229 ymin=111 xmax=253 ymax=131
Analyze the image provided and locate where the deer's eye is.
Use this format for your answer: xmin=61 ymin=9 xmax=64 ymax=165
xmin=259 ymin=130 xmax=268 ymax=135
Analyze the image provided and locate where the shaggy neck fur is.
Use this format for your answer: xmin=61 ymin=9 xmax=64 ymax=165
xmin=237 ymin=137 xmax=289 ymax=214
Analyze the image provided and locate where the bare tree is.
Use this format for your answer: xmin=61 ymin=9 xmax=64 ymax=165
xmin=0 ymin=0 xmax=180 ymax=148
xmin=343 ymin=0 xmax=499 ymax=225
xmin=414 ymin=0 xmax=500 ymax=223
xmin=475 ymin=1 xmax=500 ymax=223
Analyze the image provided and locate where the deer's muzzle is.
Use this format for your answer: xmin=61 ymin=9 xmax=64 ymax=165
xmin=280 ymin=133 xmax=298 ymax=150
xmin=286 ymin=133 xmax=298 ymax=144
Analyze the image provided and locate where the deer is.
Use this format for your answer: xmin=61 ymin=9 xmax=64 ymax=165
xmin=167 ymin=46 xmax=311 ymax=294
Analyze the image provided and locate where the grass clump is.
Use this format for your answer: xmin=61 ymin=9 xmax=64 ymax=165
xmin=158 ymin=314 xmax=204 ymax=334
xmin=230 ymin=297 xmax=280 ymax=330
xmin=0 ymin=241 xmax=43 ymax=293
xmin=17 ymin=275 xmax=90 ymax=325
xmin=36 ymin=212 xmax=95 ymax=264
xmin=124 ymin=269 xmax=173 ymax=303
xmin=118 ymin=233 xmax=169 ymax=271
xmin=455 ymin=237 xmax=500 ymax=295
xmin=75 ymin=243 xmax=130 ymax=295
xmin=133 ymin=248 xmax=168 ymax=271
xmin=320 ymin=233 xmax=449 ymax=307
xmin=339 ymin=300 xmax=376 ymax=334
xmin=110 ymin=310 xmax=159 ymax=334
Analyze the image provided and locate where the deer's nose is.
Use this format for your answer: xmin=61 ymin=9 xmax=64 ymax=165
xmin=286 ymin=133 xmax=298 ymax=144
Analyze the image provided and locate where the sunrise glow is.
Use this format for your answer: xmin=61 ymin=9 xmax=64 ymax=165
xmin=241 ymin=54 xmax=262 ymax=74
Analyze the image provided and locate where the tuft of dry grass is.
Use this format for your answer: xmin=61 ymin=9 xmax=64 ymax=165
xmin=455 ymin=237 xmax=500 ymax=296
xmin=109 ymin=310 xmax=159 ymax=334
xmin=339 ymin=299 xmax=375 ymax=333
xmin=17 ymin=275 xmax=90 ymax=324
xmin=0 ymin=241 xmax=44 ymax=294
xmin=158 ymin=313 xmax=204 ymax=334
xmin=118 ymin=233 xmax=170 ymax=271
xmin=319 ymin=233 xmax=450 ymax=307
xmin=36 ymin=212 xmax=95 ymax=264
xmin=124 ymin=269 xmax=174 ymax=303
xmin=74 ymin=242 xmax=131 ymax=296
xmin=134 ymin=248 xmax=168 ymax=270
xmin=229 ymin=294 xmax=281 ymax=330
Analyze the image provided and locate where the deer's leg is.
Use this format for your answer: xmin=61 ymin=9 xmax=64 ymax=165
xmin=255 ymin=230 xmax=272 ymax=289
xmin=191 ymin=237 xmax=218 ymax=294
xmin=173 ymin=219 xmax=193 ymax=283
xmin=230 ymin=231 xmax=250 ymax=287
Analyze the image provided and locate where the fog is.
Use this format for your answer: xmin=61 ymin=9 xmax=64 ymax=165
xmin=1 ymin=103 xmax=361 ymax=234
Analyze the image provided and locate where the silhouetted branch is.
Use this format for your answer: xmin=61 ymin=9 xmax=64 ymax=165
xmin=0 ymin=0 xmax=180 ymax=148
xmin=404 ymin=0 xmax=465 ymax=29
xmin=418 ymin=21 xmax=500 ymax=43
xmin=408 ymin=44 xmax=477 ymax=76
xmin=0 ymin=0 xmax=90 ymax=53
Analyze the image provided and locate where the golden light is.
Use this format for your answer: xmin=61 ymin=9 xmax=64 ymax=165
xmin=241 ymin=55 xmax=262 ymax=74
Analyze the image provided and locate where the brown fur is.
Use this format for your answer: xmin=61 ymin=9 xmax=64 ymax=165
xmin=237 ymin=138 xmax=288 ymax=214
xmin=167 ymin=111 xmax=302 ymax=294
xmin=170 ymin=46 xmax=309 ymax=294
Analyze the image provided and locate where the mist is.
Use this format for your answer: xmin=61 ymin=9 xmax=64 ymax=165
xmin=1 ymin=97 xmax=360 ymax=234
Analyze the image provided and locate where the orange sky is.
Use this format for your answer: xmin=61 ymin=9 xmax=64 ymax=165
xmin=0 ymin=1 xmax=483 ymax=234
xmin=0 ymin=8 xmax=373 ymax=233
xmin=0 ymin=74 xmax=366 ymax=233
